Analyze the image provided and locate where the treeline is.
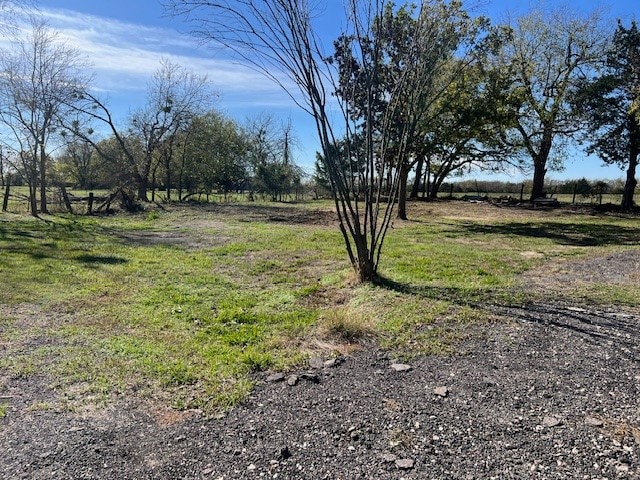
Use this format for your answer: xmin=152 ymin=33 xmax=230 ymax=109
xmin=0 ymin=16 xmax=305 ymax=214
xmin=1 ymin=1 xmax=639 ymax=220
xmin=439 ymin=178 xmax=627 ymax=198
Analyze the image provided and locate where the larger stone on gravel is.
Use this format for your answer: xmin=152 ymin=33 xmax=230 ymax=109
xmin=433 ymin=386 xmax=450 ymax=397
xmin=324 ymin=358 xmax=339 ymax=368
xmin=585 ymin=416 xmax=604 ymax=427
xmin=395 ymin=458 xmax=414 ymax=470
xmin=309 ymin=357 xmax=324 ymax=369
xmin=542 ymin=416 xmax=562 ymax=427
xmin=286 ymin=375 xmax=299 ymax=386
xmin=390 ymin=363 xmax=412 ymax=372
xmin=266 ymin=373 xmax=285 ymax=382
xmin=381 ymin=453 xmax=397 ymax=463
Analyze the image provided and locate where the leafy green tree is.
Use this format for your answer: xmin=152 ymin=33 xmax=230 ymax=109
xmin=181 ymin=112 xmax=249 ymax=198
xmin=332 ymin=1 xmax=495 ymax=219
xmin=496 ymin=7 xmax=607 ymax=201
xmin=573 ymin=21 xmax=640 ymax=210
xmin=416 ymin=58 xmax=518 ymax=199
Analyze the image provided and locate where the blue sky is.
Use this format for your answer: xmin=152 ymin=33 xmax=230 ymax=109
xmin=27 ymin=1 xmax=640 ymax=181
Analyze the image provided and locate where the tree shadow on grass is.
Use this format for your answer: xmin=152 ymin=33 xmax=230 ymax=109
xmin=378 ymin=277 xmax=640 ymax=362
xmin=0 ymin=218 xmax=119 ymax=264
xmin=377 ymin=276 xmax=503 ymax=305
xmin=458 ymin=221 xmax=640 ymax=247
xmin=75 ymin=254 xmax=128 ymax=265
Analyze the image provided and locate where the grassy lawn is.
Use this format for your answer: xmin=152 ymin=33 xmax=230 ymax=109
xmin=1 ymin=200 xmax=639 ymax=414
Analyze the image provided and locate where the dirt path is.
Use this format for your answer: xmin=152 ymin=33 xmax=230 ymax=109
xmin=1 ymin=248 xmax=639 ymax=479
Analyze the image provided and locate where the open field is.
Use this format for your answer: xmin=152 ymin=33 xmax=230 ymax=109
xmin=2 ymin=200 xmax=640 ymax=478
xmin=1 ymin=200 xmax=639 ymax=415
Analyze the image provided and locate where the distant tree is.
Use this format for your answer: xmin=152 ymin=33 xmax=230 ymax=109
xmin=573 ymin=21 xmax=640 ymax=210
xmin=496 ymin=7 xmax=607 ymax=201
xmin=54 ymin=136 xmax=99 ymax=189
xmin=179 ymin=112 xmax=249 ymax=198
xmin=127 ymin=60 xmax=213 ymax=201
xmin=0 ymin=19 xmax=90 ymax=214
xmin=250 ymin=120 xmax=303 ymax=201
xmin=67 ymin=59 xmax=213 ymax=201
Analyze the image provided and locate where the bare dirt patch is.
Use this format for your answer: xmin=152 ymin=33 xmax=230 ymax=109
xmin=521 ymin=248 xmax=640 ymax=298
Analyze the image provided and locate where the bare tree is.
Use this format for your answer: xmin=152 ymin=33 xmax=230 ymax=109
xmin=166 ymin=0 xmax=439 ymax=282
xmin=0 ymin=0 xmax=33 ymax=33
xmin=0 ymin=18 xmax=91 ymax=214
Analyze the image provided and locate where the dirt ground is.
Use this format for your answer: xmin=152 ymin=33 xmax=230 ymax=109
xmin=1 ymin=203 xmax=639 ymax=479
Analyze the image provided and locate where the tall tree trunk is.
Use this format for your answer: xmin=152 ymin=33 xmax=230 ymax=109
xmin=39 ymin=143 xmax=49 ymax=214
xmin=165 ymin=159 xmax=172 ymax=201
xmin=397 ymin=163 xmax=410 ymax=220
xmin=29 ymin=181 xmax=38 ymax=216
xmin=622 ymin=119 xmax=639 ymax=210
xmin=136 ymin=173 xmax=149 ymax=202
xmin=621 ymin=161 xmax=637 ymax=210
xmin=2 ymin=175 xmax=10 ymax=212
xmin=530 ymin=158 xmax=547 ymax=201
xmin=410 ymin=154 xmax=424 ymax=199
xmin=529 ymin=133 xmax=553 ymax=201
xmin=429 ymin=172 xmax=447 ymax=200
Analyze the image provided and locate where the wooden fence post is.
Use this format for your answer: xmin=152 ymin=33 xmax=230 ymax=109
xmin=60 ymin=186 xmax=73 ymax=214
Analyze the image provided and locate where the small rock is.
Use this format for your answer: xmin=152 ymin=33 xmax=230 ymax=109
xmin=390 ymin=363 xmax=412 ymax=372
xmin=266 ymin=373 xmax=285 ymax=383
xmin=395 ymin=458 xmax=414 ymax=470
xmin=381 ymin=453 xmax=397 ymax=463
xmin=286 ymin=375 xmax=299 ymax=386
xmin=324 ymin=358 xmax=338 ymax=368
xmin=566 ymin=307 xmax=587 ymax=313
xmin=247 ymin=464 xmax=256 ymax=471
xmin=300 ymin=373 xmax=320 ymax=383
xmin=433 ymin=386 xmax=449 ymax=397
xmin=309 ymin=357 xmax=324 ymax=369
xmin=542 ymin=416 xmax=562 ymax=427
xmin=585 ymin=416 xmax=604 ymax=427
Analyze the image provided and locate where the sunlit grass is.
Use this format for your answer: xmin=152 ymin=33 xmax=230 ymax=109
xmin=1 ymin=201 xmax=639 ymax=413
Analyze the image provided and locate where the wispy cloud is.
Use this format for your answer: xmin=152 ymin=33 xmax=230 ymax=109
xmin=34 ymin=7 xmax=297 ymax=106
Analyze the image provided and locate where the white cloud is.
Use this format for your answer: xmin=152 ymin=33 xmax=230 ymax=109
xmin=35 ymin=7 xmax=298 ymax=105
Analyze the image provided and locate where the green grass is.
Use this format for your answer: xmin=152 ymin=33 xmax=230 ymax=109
xmin=1 ymin=201 xmax=639 ymax=413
